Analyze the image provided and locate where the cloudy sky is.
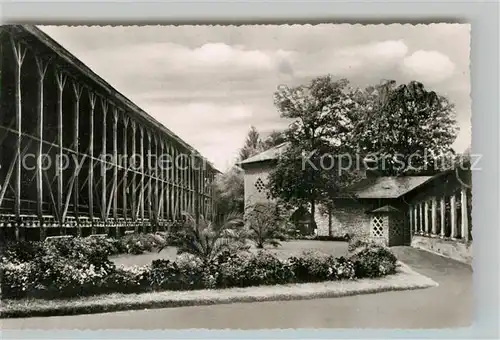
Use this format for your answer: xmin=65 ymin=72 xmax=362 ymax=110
xmin=39 ymin=24 xmax=471 ymax=171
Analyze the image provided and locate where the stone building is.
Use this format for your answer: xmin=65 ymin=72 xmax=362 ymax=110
xmin=239 ymin=144 xmax=473 ymax=263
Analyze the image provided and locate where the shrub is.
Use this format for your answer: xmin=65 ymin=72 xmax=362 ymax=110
xmin=288 ymin=250 xmax=355 ymax=282
xmin=245 ymin=202 xmax=289 ymax=249
xmin=1 ymin=234 xmax=399 ymax=300
xmin=176 ymin=212 xmax=248 ymax=264
xmin=243 ymin=251 xmax=296 ymax=286
xmin=350 ymin=244 xmax=398 ymax=278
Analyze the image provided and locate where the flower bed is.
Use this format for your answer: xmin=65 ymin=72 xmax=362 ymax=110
xmin=1 ymin=237 xmax=398 ymax=300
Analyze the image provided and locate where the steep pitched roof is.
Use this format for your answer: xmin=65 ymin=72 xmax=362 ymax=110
xmin=238 ymin=142 xmax=289 ymax=166
xmin=351 ymin=176 xmax=434 ymax=199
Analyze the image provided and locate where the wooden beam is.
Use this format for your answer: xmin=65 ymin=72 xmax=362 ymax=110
xmin=55 ymin=69 xmax=67 ymax=231
xmin=88 ymin=93 xmax=96 ymax=223
xmin=0 ymin=141 xmax=30 ymax=207
xmin=34 ymin=54 xmax=49 ymax=224
xmin=131 ymin=120 xmax=137 ymax=221
xmin=147 ymin=131 xmax=152 ymax=225
xmin=122 ymin=115 xmax=129 ymax=223
xmin=139 ymin=126 xmax=145 ymax=226
xmin=72 ymin=81 xmax=83 ymax=224
xmin=101 ymin=99 xmax=108 ymax=224
xmin=61 ymin=147 xmax=88 ymax=222
xmin=112 ymin=106 xmax=118 ymax=220
xmin=43 ymin=169 xmax=61 ymax=224
xmin=165 ymin=142 xmax=171 ymax=220
xmin=10 ymin=36 xmax=27 ymax=219
xmin=154 ymin=135 xmax=159 ymax=227
xmin=159 ymin=140 xmax=165 ymax=220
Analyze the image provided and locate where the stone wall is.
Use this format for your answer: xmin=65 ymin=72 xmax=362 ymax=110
xmin=314 ymin=200 xmax=373 ymax=239
xmin=411 ymin=235 xmax=473 ymax=264
xmin=242 ymin=163 xmax=275 ymax=209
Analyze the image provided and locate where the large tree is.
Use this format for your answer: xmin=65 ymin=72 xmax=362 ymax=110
xmin=354 ymin=80 xmax=458 ymax=175
xmin=239 ymin=126 xmax=263 ymax=161
xmin=267 ymin=76 xmax=361 ymax=229
xmin=212 ymin=166 xmax=245 ymax=219
xmin=261 ymin=130 xmax=287 ymax=150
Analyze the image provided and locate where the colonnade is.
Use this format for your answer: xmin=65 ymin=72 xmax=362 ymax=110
xmin=0 ymin=25 xmax=216 ymax=240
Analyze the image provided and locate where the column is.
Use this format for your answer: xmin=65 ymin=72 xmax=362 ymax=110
xmin=424 ymin=201 xmax=429 ymax=235
xmin=165 ymin=142 xmax=171 ymax=221
xmin=171 ymin=146 xmax=177 ymax=220
xmin=147 ymin=131 xmax=152 ymax=226
xmin=159 ymin=140 xmax=165 ymax=222
xmin=431 ymin=197 xmax=437 ymax=235
xmin=188 ymin=158 xmax=193 ymax=214
xmin=154 ymin=135 xmax=159 ymax=228
xmin=34 ymin=54 xmax=48 ymax=238
xmin=140 ymin=126 xmax=145 ymax=228
xmin=440 ymin=196 xmax=446 ymax=238
xmin=194 ymin=156 xmax=200 ymax=225
xmin=461 ymin=187 xmax=469 ymax=242
xmin=88 ymin=93 xmax=96 ymax=233
xmin=450 ymin=193 xmax=457 ymax=239
xmin=112 ymin=107 xmax=118 ymax=221
xmin=413 ymin=205 xmax=418 ymax=234
xmin=10 ymin=38 xmax=26 ymax=224
xmin=55 ymin=70 xmax=67 ymax=233
xmin=122 ymin=115 xmax=129 ymax=224
xmin=100 ymin=99 xmax=108 ymax=232
xmin=418 ymin=203 xmax=423 ymax=234
xmin=180 ymin=152 xmax=185 ymax=215
xmin=73 ymin=82 xmax=83 ymax=236
xmin=131 ymin=121 xmax=137 ymax=228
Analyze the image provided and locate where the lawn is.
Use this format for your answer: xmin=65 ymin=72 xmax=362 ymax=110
xmin=111 ymin=240 xmax=349 ymax=267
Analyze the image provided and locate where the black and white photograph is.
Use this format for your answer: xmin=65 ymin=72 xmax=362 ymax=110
xmin=0 ymin=23 xmax=472 ymax=329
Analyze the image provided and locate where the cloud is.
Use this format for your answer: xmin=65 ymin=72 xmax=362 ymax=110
xmin=401 ymin=50 xmax=456 ymax=83
xmin=140 ymin=102 xmax=256 ymax=171
xmin=37 ymin=24 xmax=470 ymax=171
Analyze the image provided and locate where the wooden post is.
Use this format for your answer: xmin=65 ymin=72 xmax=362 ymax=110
xmin=55 ymin=70 xmax=67 ymax=234
xmin=165 ymin=142 xmax=171 ymax=221
xmin=188 ymin=158 xmax=193 ymax=214
xmin=88 ymin=93 xmax=96 ymax=234
xmin=140 ymin=126 xmax=145 ymax=230
xmin=34 ymin=54 xmax=48 ymax=239
xmin=72 ymin=82 xmax=83 ymax=236
xmin=180 ymin=152 xmax=185 ymax=215
xmin=147 ymin=131 xmax=152 ymax=229
xmin=450 ymin=193 xmax=457 ymax=239
xmin=10 ymin=39 xmax=26 ymax=229
xmin=461 ymin=187 xmax=469 ymax=242
xmin=159 ymin=140 xmax=165 ymax=222
xmin=112 ymin=107 xmax=118 ymax=221
xmin=194 ymin=156 xmax=200 ymax=226
xmin=131 ymin=121 xmax=137 ymax=228
xmin=431 ymin=197 xmax=437 ymax=235
xmin=440 ymin=196 xmax=446 ymax=238
xmin=101 ymin=99 xmax=108 ymax=233
xmin=153 ymin=134 xmax=160 ymax=231
xmin=171 ymin=146 xmax=177 ymax=221
xmin=123 ymin=115 xmax=129 ymax=225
